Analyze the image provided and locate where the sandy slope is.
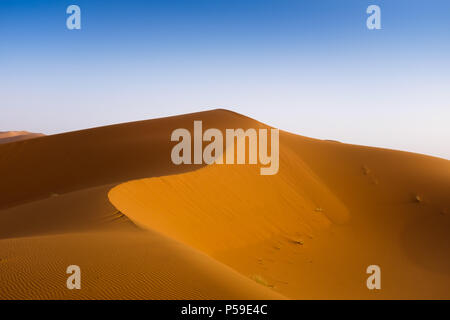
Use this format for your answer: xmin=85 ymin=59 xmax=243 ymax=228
xmin=0 ymin=109 xmax=449 ymax=299
xmin=0 ymin=232 xmax=283 ymax=299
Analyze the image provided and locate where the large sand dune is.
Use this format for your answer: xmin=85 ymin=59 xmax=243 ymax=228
xmin=0 ymin=109 xmax=449 ymax=299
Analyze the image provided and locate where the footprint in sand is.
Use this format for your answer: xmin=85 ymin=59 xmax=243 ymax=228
xmin=413 ymin=194 xmax=424 ymax=203
xmin=251 ymin=275 xmax=274 ymax=288
xmin=361 ymin=165 xmax=379 ymax=185
xmin=287 ymin=238 xmax=304 ymax=245
xmin=362 ymin=165 xmax=371 ymax=175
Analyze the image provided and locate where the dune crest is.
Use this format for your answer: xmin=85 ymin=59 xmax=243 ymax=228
xmin=0 ymin=131 xmax=44 ymax=144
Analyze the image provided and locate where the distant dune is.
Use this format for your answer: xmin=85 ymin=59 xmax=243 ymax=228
xmin=0 ymin=109 xmax=449 ymax=299
xmin=0 ymin=131 xmax=44 ymax=144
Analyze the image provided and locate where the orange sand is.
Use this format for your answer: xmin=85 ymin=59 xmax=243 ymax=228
xmin=0 ymin=109 xmax=449 ymax=299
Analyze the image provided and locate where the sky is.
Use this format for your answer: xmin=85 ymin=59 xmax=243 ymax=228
xmin=1 ymin=0 xmax=449 ymax=159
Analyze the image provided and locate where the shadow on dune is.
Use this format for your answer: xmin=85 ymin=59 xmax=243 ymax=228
xmin=0 ymin=109 xmax=273 ymax=239
xmin=0 ymin=109 xmax=261 ymax=210
xmin=401 ymin=210 xmax=450 ymax=275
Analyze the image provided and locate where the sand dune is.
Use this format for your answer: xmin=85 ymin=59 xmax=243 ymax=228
xmin=0 ymin=109 xmax=449 ymax=299
xmin=0 ymin=131 xmax=44 ymax=144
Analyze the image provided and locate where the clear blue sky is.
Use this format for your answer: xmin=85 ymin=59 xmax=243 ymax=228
xmin=1 ymin=0 xmax=449 ymax=159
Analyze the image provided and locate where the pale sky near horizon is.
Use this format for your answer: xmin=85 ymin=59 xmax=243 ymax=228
xmin=1 ymin=0 xmax=449 ymax=159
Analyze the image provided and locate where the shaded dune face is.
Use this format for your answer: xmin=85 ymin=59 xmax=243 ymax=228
xmin=0 ymin=109 xmax=449 ymax=299
xmin=0 ymin=184 xmax=136 ymax=240
xmin=0 ymin=110 xmax=260 ymax=209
